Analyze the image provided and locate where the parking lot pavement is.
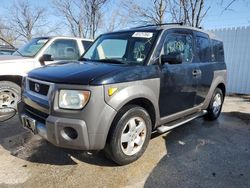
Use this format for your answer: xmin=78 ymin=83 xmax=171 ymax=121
xmin=0 ymin=96 xmax=249 ymax=188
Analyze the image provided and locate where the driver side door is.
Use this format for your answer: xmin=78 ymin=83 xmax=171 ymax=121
xmin=158 ymin=29 xmax=200 ymax=117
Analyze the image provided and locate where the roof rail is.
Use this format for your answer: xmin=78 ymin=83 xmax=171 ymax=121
xmin=132 ymin=22 xmax=184 ymax=29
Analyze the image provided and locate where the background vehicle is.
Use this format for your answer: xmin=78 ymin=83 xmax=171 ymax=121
xmin=19 ymin=24 xmax=226 ymax=165
xmin=0 ymin=36 xmax=93 ymax=109
xmin=0 ymin=38 xmax=16 ymax=55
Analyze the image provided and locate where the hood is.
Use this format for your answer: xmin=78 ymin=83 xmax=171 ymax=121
xmin=0 ymin=55 xmax=32 ymax=63
xmin=28 ymin=61 xmax=126 ymax=85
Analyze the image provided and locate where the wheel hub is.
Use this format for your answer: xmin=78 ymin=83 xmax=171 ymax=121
xmin=120 ymin=117 xmax=146 ymax=156
xmin=212 ymin=93 xmax=222 ymax=114
xmin=0 ymin=90 xmax=18 ymax=108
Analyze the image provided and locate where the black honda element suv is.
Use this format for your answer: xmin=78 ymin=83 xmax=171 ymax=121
xmin=19 ymin=23 xmax=226 ymax=165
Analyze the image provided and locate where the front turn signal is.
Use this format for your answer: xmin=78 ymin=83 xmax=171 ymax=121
xmin=108 ymin=87 xmax=118 ymax=96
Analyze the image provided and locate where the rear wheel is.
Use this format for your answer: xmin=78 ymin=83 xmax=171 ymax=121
xmin=0 ymin=81 xmax=21 ymax=110
xmin=204 ymin=88 xmax=224 ymax=121
xmin=105 ymin=105 xmax=152 ymax=165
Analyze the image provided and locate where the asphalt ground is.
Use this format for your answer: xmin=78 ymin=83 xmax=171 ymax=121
xmin=0 ymin=96 xmax=249 ymax=188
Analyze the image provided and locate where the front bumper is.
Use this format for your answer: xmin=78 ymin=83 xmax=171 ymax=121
xmin=18 ymin=101 xmax=90 ymax=150
xmin=18 ymin=80 xmax=118 ymax=151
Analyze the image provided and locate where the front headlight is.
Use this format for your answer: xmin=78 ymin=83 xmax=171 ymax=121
xmin=59 ymin=90 xmax=90 ymax=110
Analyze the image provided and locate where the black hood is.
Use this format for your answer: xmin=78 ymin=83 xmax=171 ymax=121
xmin=28 ymin=61 xmax=125 ymax=85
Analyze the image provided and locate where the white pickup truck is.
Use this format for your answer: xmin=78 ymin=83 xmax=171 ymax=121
xmin=0 ymin=36 xmax=93 ymax=109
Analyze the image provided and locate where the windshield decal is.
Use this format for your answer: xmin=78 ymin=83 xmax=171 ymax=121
xmin=132 ymin=32 xmax=153 ymax=38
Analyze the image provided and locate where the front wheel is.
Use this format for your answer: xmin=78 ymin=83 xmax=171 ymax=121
xmin=105 ymin=105 xmax=152 ymax=165
xmin=204 ymin=88 xmax=224 ymax=121
xmin=0 ymin=81 xmax=21 ymax=110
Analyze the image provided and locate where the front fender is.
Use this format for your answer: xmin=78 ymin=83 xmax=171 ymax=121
xmin=104 ymin=78 xmax=160 ymax=123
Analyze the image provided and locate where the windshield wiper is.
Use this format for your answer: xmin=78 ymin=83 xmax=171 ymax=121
xmin=78 ymin=57 xmax=124 ymax=64
xmin=97 ymin=58 xmax=124 ymax=64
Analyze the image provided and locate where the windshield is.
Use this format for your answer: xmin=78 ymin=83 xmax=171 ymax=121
xmin=13 ymin=38 xmax=49 ymax=57
xmin=83 ymin=31 xmax=158 ymax=65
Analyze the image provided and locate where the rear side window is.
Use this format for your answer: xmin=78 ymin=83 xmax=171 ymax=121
xmin=212 ymin=40 xmax=224 ymax=62
xmin=196 ymin=36 xmax=212 ymax=62
xmin=82 ymin=40 xmax=93 ymax=51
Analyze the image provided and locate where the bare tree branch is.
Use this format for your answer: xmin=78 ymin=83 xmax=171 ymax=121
xmin=53 ymin=0 xmax=108 ymax=39
xmin=8 ymin=0 xmax=48 ymax=42
xmin=122 ymin=0 xmax=168 ymax=25
xmin=220 ymin=0 xmax=237 ymax=14
xmin=170 ymin=0 xmax=209 ymax=27
xmin=53 ymin=0 xmax=86 ymax=37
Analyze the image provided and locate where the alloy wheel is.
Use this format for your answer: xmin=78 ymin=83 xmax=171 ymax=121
xmin=120 ymin=117 xmax=147 ymax=156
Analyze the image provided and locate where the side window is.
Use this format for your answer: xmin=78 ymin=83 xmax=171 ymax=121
xmin=82 ymin=40 xmax=93 ymax=51
xmin=44 ymin=39 xmax=80 ymax=60
xmin=163 ymin=33 xmax=194 ymax=63
xmin=196 ymin=36 xmax=212 ymax=62
xmin=212 ymin=39 xmax=224 ymax=62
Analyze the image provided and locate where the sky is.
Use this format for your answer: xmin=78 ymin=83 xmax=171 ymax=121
xmin=0 ymin=0 xmax=249 ymax=37
xmin=203 ymin=0 xmax=250 ymax=29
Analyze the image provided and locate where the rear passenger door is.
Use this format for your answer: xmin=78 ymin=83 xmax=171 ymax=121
xmin=159 ymin=29 xmax=199 ymax=117
xmin=194 ymin=32 xmax=214 ymax=105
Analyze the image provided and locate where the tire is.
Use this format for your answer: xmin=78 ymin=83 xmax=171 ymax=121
xmin=105 ymin=105 xmax=152 ymax=165
xmin=0 ymin=81 xmax=21 ymax=110
xmin=204 ymin=88 xmax=224 ymax=121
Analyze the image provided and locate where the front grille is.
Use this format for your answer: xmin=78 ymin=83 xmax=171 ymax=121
xmin=24 ymin=104 xmax=49 ymax=124
xmin=29 ymin=80 xmax=50 ymax=96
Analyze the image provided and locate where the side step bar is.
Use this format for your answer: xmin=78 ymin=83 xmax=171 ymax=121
xmin=157 ymin=110 xmax=207 ymax=134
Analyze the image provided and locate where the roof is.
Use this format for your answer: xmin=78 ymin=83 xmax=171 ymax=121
xmin=33 ymin=36 xmax=94 ymax=41
xmin=102 ymin=23 xmax=222 ymax=41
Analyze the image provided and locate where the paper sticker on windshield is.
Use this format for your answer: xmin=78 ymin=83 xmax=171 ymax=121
xmin=132 ymin=32 xmax=153 ymax=38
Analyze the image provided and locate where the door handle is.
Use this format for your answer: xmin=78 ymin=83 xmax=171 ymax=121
xmin=192 ymin=69 xmax=202 ymax=77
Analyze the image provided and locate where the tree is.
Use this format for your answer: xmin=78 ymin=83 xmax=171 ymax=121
xmin=53 ymin=0 xmax=87 ymax=38
xmin=0 ymin=18 xmax=16 ymax=45
xmin=8 ymin=0 xmax=48 ymax=42
xmin=170 ymin=0 xmax=210 ymax=27
xmin=104 ymin=10 xmax=129 ymax=32
xmin=53 ymin=0 xmax=108 ymax=39
xmin=122 ymin=0 xmax=209 ymax=28
xmin=122 ymin=0 xmax=168 ymax=25
xmin=84 ymin=0 xmax=108 ymax=38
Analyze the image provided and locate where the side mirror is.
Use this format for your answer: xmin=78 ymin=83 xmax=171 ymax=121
xmin=161 ymin=53 xmax=182 ymax=65
xmin=39 ymin=54 xmax=53 ymax=66
xmin=0 ymin=108 xmax=16 ymax=122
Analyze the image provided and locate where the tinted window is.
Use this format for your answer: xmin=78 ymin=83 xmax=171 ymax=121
xmin=82 ymin=41 xmax=93 ymax=51
xmin=196 ymin=36 xmax=212 ymax=62
xmin=212 ymin=39 xmax=224 ymax=62
xmin=163 ymin=33 xmax=194 ymax=63
xmin=44 ymin=39 xmax=80 ymax=60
